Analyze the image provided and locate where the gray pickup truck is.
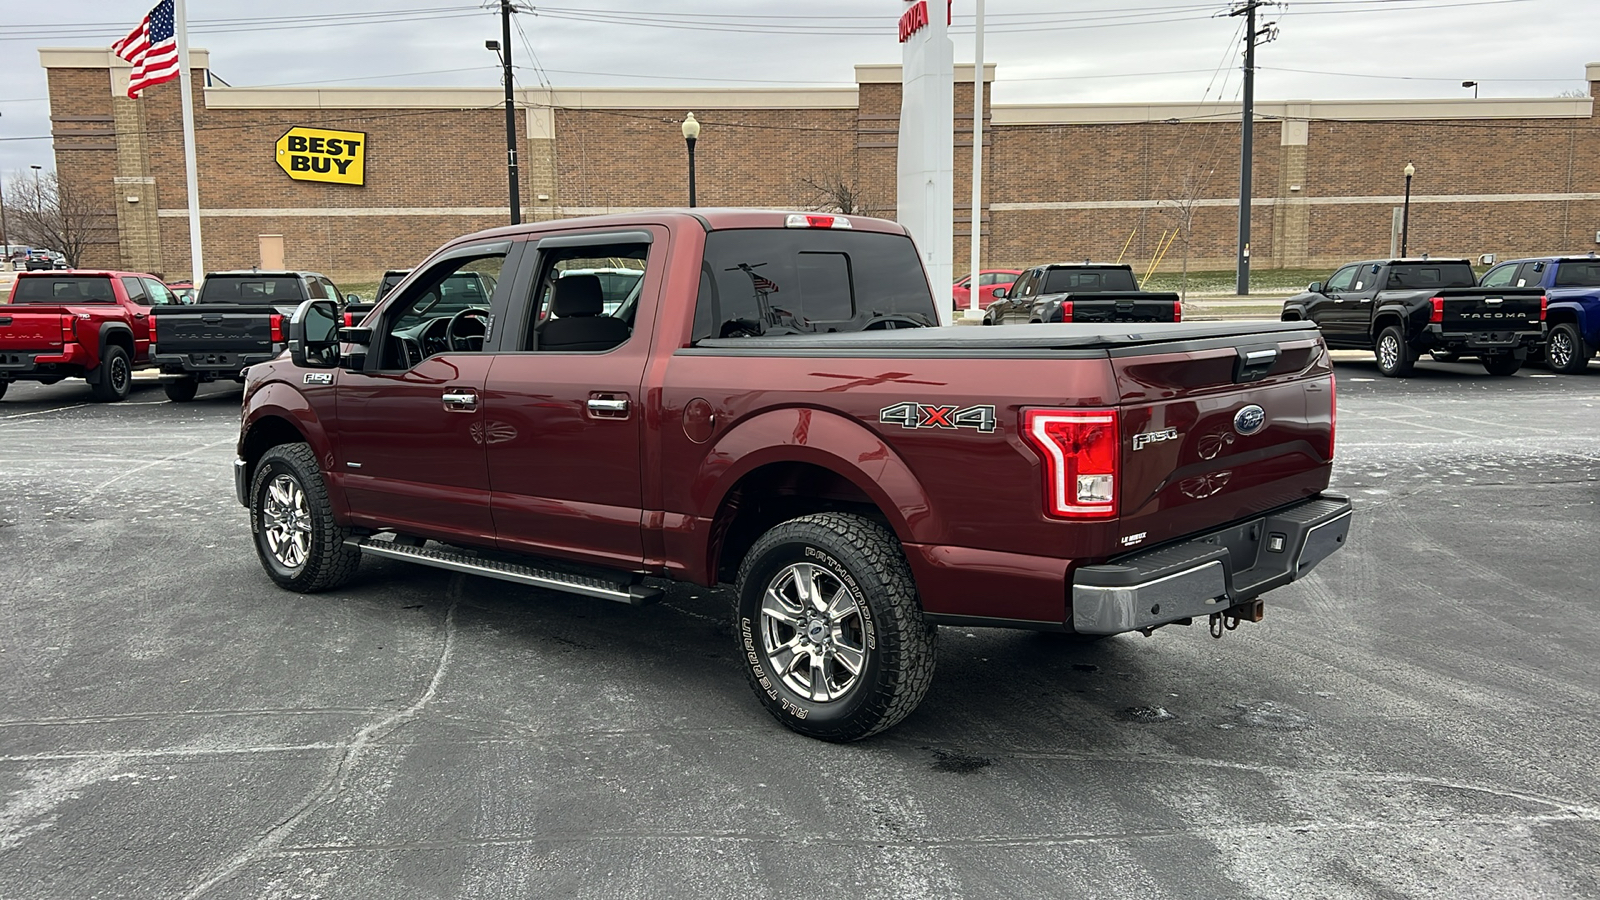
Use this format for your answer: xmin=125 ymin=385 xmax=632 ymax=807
xmin=1281 ymin=258 xmax=1545 ymax=377
xmin=983 ymin=263 xmax=1182 ymax=326
xmin=151 ymin=271 xmax=350 ymax=400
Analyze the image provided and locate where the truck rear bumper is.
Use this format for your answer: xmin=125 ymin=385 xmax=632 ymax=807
xmin=1070 ymin=492 xmax=1352 ymax=635
xmin=1425 ymin=325 xmax=1542 ymax=353
xmin=0 ymin=346 xmax=89 ymax=378
xmin=154 ymin=351 xmax=276 ymax=378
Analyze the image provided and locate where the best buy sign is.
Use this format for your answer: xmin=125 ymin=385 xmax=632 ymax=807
xmin=275 ymin=127 xmax=366 ymax=185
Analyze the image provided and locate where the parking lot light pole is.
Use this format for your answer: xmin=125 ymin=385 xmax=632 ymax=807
xmin=1401 ymin=162 xmax=1415 ymax=257
xmin=681 ymin=113 xmax=699 ymax=208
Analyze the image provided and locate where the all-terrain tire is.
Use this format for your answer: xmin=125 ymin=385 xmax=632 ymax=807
xmin=89 ymin=345 xmax=132 ymax=402
xmin=249 ymin=442 xmax=360 ymax=593
xmin=164 ymin=376 xmax=199 ymax=402
xmin=1481 ymin=354 xmax=1524 ymax=377
xmin=1374 ymin=325 xmax=1417 ymax=378
xmin=1546 ymin=323 xmax=1593 ymax=375
xmin=734 ymin=512 xmax=936 ymax=742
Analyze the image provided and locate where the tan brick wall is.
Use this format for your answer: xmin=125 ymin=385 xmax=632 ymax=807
xmin=44 ymin=61 xmax=1600 ymax=282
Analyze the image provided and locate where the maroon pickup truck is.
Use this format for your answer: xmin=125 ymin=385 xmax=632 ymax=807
xmin=1 ymin=270 xmax=176 ymax=401
xmin=235 ymin=209 xmax=1351 ymax=741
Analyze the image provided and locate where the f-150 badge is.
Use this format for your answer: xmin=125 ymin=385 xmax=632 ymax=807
xmin=879 ymin=402 xmax=997 ymax=433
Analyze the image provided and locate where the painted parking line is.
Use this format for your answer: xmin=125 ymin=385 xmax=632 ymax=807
xmin=0 ymin=403 xmax=90 ymax=420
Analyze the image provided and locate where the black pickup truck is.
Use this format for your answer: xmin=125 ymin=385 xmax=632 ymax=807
xmin=982 ymin=263 xmax=1182 ymax=326
xmin=1282 ymin=258 xmax=1545 ymax=377
xmin=151 ymin=270 xmax=348 ymax=401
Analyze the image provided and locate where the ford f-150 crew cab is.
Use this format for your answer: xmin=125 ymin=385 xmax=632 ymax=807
xmin=1282 ymin=258 xmax=1545 ymax=377
xmin=982 ymin=263 xmax=1182 ymax=326
xmin=235 ymin=209 xmax=1351 ymax=741
xmin=1 ymin=270 xmax=173 ymax=401
xmin=152 ymin=270 xmax=349 ymax=401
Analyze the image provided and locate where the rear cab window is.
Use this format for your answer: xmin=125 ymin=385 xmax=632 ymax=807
xmin=1385 ymin=263 xmax=1476 ymax=289
xmin=1042 ymin=268 xmax=1137 ymax=293
xmin=1555 ymin=262 xmax=1600 ymax=287
xmin=692 ymin=229 xmax=936 ymax=341
xmin=198 ymin=276 xmax=307 ymax=304
xmin=13 ymin=275 xmax=117 ymax=303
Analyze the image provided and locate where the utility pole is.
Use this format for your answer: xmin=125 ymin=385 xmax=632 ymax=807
xmin=500 ymin=0 xmax=521 ymax=225
xmin=1229 ymin=1 xmax=1276 ymax=295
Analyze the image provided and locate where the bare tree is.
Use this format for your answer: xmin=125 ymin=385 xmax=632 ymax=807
xmin=1157 ymin=166 xmax=1213 ymax=300
xmin=800 ymin=171 xmax=873 ymax=216
xmin=7 ymin=170 xmax=108 ymax=268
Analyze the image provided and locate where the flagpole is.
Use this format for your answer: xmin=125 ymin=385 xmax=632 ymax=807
xmin=173 ymin=0 xmax=204 ymax=282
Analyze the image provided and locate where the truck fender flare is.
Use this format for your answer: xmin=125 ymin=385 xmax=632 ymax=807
xmin=1280 ymin=303 xmax=1307 ymax=321
xmin=1370 ymin=306 xmax=1411 ymax=340
xmin=86 ymin=323 xmax=135 ymax=384
xmin=240 ymin=382 xmax=339 ymax=507
xmin=695 ymin=406 xmax=940 ymax=545
xmin=1544 ymin=299 xmax=1584 ymax=329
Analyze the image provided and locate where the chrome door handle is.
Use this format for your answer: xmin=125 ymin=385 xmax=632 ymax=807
xmin=587 ymin=398 xmax=630 ymax=416
xmin=442 ymin=391 xmax=478 ymax=412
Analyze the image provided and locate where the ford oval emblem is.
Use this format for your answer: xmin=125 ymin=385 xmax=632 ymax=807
xmin=1234 ymin=404 xmax=1266 ymax=436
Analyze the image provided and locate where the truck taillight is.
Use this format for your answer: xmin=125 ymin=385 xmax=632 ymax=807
xmin=1540 ymin=295 xmax=1548 ymax=321
xmin=148 ymin=315 xmax=157 ymax=343
xmin=1056 ymin=301 xmax=1073 ymax=323
xmin=1173 ymin=301 xmax=1183 ymax=322
xmin=344 ymin=311 xmax=355 ymax=327
xmin=1429 ymin=296 xmax=1444 ymax=324
xmin=784 ymin=213 xmax=853 ymax=229
xmin=1020 ymin=408 xmax=1119 ymax=519
xmin=60 ymin=314 xmax=76 ymax=341
xmin=270 ymin=314 xmax=284 ymax=343
xmin=1329 ymin=373 xmax=1337 ymax=460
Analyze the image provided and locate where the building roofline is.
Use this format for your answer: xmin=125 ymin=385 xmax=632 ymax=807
xmin=993 ymin=96 xmax=1594 ymax=125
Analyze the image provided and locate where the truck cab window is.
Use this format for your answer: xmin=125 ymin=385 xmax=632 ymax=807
xmin=1479 ymin=264 xmax=1518 ymax=288
xmin=692 ymin=229 xmax=935 ymax=340
xmin=523 ymin=242 xmax=647 ymax=352
xmin=1325 ymin=266 xmax=1357 ymax=293
xmin=378 ymin=252 xmax=507 ymax=369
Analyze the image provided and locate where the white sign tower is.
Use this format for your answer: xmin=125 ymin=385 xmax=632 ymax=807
xmin=897 ymin=0 xmax=955 ymax=325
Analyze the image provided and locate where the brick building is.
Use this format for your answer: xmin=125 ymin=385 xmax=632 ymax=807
xmin=40 ymin=48 xmax=1600 ymax=283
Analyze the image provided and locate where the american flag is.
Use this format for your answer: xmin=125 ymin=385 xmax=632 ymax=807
xmin=741 ymin=268 xmax=780 ymax=293
xmin=111 ymin=0 xmax=180 ymax=100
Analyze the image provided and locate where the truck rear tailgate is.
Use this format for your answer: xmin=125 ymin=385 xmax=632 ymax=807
xmin=1067 ymin=291 xmax=1182 ymax=324
xmin=1436 ymin=286 xmax=1543 ymax=333
xmin=1110 ymin=331 xmax=1334 ymax=551
xmin=154 ymin=304 xmax=280 ymax=354
xmin=0 ymin=309 xmax=69 ymax=350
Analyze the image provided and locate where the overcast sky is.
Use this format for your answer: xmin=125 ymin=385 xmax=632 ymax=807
xmin=1 ymin=0 xmax=1592 ymax=181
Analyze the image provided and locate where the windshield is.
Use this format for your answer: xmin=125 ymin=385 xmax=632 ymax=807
xmin=12 ymin=276 xmax=115 ymax=303
xmin=1555 ymin=262 xmax=1600 ymax=287
xmin=198 ymin=276 xmax=305 ymax=304
xmin=1385 ymin=263 xmax=1476 ymax=289
xmin=694 ymin=229 xmax=937 ymax=340
xmin=1042 ymin=268 xmax=1138 ymax=293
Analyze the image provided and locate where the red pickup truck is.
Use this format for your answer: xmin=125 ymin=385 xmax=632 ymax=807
xmin=235 ymin=209 xmax=1351 ymax=741
xmin=1 ymin=270 xmax=177 ymax=401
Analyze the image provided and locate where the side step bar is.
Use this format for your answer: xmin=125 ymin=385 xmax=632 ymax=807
xmin=349 ymin=537 xmax=663 ymax=606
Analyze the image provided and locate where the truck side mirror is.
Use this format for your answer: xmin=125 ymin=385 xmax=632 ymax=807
xmin=288 ymin=299 xmax=341 ymax=369
xmin=1307 ymin=281 xmax=1323 ymax=294
xmin=345 ymin=293 xmax=363 ymax=304
xmin=992 ymin=286 xmax=1008 ymax=299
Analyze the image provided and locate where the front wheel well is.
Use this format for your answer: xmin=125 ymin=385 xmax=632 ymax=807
xmin=241 ymin=415 xmax=308 ymax=486
xmin=710 ymin=461 xmax=889 ymax=584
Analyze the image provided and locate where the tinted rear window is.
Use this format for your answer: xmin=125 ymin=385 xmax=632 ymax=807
xmin=199 ymin=276 xmax=305 ymax=304
xmin=694 ymin=229 xmax=936 ymax=340
xmin=1043 ymin=268 xmax=1137 ymax=293
xmin=1554 ymin=262 xmax=1600 ymax=287
xmin=1385 ymin=263 xmax=1476 ymax=289
xmin=13 ymin=276 xmax=115 ymax=303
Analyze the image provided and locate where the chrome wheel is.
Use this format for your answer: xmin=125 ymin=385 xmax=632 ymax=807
xmin=759 ymin=561 xmax=868 ymax=703
xmin=1377 ymin=333 xmax=1400 ymax=371
xmin=261 ymin=473 xmax=312 ymax=569
xmin=1549 ymin=330 xmax=1574 ymax=370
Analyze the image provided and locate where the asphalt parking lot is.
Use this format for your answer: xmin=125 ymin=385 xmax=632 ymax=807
xmin=1 ymin=357 xmax=1597 ymax=900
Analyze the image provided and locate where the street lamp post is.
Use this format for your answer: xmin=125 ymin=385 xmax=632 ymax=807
xmin=1462 ymin=80 xmax=1479 ymax=98
xmin=681 ymin=113 xmax=699 ymax=208
xmin=485 ymin=31 xmax=519 ymax=226
xmin=1400 ymin=162 xmax=1415 ymax=258
xmin=30 ymin=164 xmax=41 ymax=195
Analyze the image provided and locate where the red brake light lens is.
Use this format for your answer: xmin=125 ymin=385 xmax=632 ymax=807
xmin=148 ymin=314 xmax=157 ymax=343
xmin=1058 ymin=300 xmax=1074 ymax=323
xmin=269 ymin=313 xmax=284 ymax=343
xmin=343 ymin=311 xmax=355 ymax=328
xmin=60 ymin=314 xmax=76 ymax=341
xmin=1429 ymin=296 xmax=1444 ymax=324
xmin=1173 ymin=301 xmax=1183 ymax=322
xmin=1540 ymin=295 xmax=1548 ymax=321
xmin=784 ymin=213 xmax=852 ymax=229
xmin=1020 ymin=408 xmax=1120 ymax=519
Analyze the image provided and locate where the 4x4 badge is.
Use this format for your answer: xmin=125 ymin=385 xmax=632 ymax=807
xmin=879 ymin=402 xmax=997 ymax=433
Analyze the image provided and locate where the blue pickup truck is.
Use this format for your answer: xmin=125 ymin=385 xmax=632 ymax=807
xmin=1481 ymin=256 xmax=1598 ymax=374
